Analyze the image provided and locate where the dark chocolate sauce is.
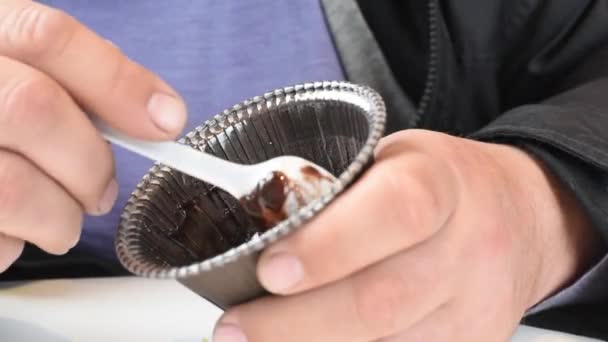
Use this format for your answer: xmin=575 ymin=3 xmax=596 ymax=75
xmin=239 ymin=171 xmax=289 ymax=230
xmin=239 ymin=165 xmax=333 ymax=231
xmin=301 ymin=165 xmax=333 ymax=182
xmin=301 ymin=165 xmax=322 ymax=178
xmin=179 ymin=199 xmax=230 ymax=259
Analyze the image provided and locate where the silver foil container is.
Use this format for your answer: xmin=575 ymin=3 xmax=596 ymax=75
xmin=115 ymin=81 xmax=386 ymax=309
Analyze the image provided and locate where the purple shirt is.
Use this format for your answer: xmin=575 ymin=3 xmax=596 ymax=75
xmin=38 ymin=0 xmax=344 ymax=260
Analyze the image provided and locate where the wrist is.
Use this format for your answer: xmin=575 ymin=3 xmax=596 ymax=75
xmin=482 ymin=142 xmax=602 ymax=308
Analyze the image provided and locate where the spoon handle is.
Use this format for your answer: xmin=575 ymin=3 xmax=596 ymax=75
xmin=95 ymin=120 xmax=251 ymax=197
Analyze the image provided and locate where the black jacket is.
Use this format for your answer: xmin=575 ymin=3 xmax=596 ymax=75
xmin=355 ymin=0 xmax=608 ymax=338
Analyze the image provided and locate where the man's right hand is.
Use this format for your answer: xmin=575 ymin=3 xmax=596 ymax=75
xmin=0 ymin=0 xmax=187 ymax=272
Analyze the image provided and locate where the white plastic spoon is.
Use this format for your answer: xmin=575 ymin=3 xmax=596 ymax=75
xmin=96 ymin=120 xmax=336 ymax=225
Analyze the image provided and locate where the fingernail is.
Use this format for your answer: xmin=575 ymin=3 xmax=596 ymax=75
xmin=259 ymin=253 xmax=304 ymax=293
xmin=98 ymin=179 xmax=118 ymax=215
xmin=213 ymin=324 xmax=248 ymax=342
xmin=147 ymin=92 xmax=186 ymax=135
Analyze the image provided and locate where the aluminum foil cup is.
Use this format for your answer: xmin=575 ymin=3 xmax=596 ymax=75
xmin=115 ymin=81 xmax=386 ymax=309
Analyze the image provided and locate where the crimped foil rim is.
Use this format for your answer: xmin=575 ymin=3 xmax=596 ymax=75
xmin=115 ymin=81 xmax=387 ymax=279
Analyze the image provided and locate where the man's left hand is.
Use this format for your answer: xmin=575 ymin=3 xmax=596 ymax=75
xmin=213 ymin=129 xmax=599 ymax=342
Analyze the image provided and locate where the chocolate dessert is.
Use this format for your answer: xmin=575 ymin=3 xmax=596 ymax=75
xmin=116 ymin=81 xmax=386 ymax=308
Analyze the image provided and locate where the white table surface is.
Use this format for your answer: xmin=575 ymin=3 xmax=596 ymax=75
xmin=0 ymin=277 xmax=601 ymax=342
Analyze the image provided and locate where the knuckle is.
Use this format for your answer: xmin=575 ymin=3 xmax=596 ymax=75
xmin=375 ymin=156 xmax=444 ymax=238
xmin=0 ymin=155 xmax=29 ymax=224
xmin=80 ymin=145 xmax=114 ymax=213
xmin=373 ymin=161 xmax=411 ymax=205
xmin=0 ymin=73 xmax=59 ymax=130
xmin=105 ymin=56 xmax=139 ymax=96
xmin=45 ymin=235 xmax=76 ymax=255
xmin=352 ymin=272 xmax=408 ymax=336
xmin=405 ymin=175 xmax=443 ymax=224
xmin=0 ymin=235 xmax=24 ymax=273
xmin=2 ymin=4 xmax=75 ymax=59
xmin=43 ymin=208 xmax=83 ymax=255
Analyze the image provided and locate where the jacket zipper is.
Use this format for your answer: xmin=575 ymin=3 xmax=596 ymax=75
xmin=415 ymin=0 xmax=441 ymax=126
